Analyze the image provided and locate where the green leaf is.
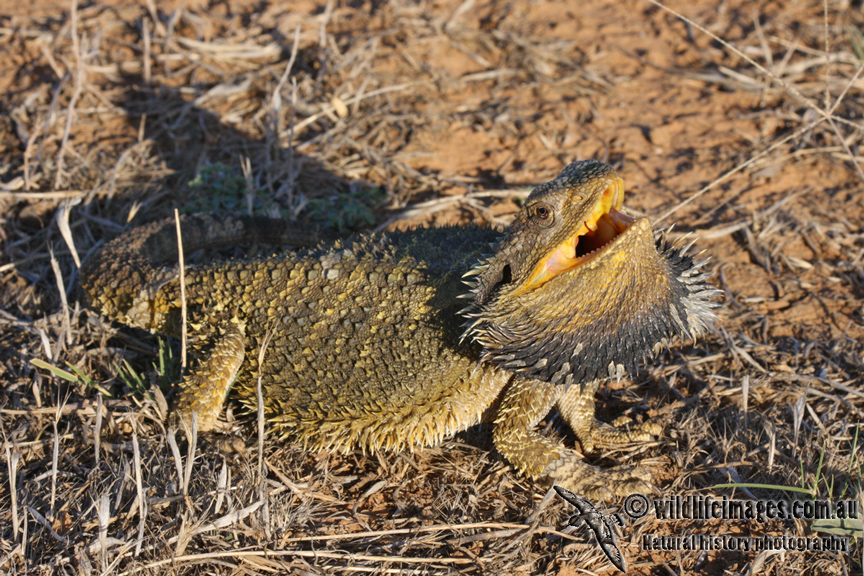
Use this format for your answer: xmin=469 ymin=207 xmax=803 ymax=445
xmin=811 ymin=517 xmax=863 ymax=538
xmin=30 ymin=358 xmax=79 ymax=383
xmin=710 ymin=483 xmax=815 ymax=496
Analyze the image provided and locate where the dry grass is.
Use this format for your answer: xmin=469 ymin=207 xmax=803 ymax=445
xmin=1 ymin=0 xmax=863 ymax=574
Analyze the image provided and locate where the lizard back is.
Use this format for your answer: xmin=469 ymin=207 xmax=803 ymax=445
xmin=82 ymin=215 xmax=511 ymax=451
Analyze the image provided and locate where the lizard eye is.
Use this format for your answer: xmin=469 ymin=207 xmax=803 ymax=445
xmin=531 ymin=203 xmax=555 ymax=227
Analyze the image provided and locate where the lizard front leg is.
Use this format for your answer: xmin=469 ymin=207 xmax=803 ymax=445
xmin=556 ymin=381 xmax=662 ymax=454
xmin=174 ymin=318 xmax=246 ymax=433
xmin=493 ymin=377 xmax=652 ymax=500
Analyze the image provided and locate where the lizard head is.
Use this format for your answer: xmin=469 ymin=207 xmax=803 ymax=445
xmin=462 ymin=159 xmax=720 ymax=386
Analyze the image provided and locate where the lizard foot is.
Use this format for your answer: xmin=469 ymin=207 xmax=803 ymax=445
xmin=551 ymin=459 xmax=654 ymax=501
xmin=493 ymin=378 xmax=657 ymax=502
xmin=214 ymin=434 xmax=248 ymax=456
xmin=555 ymin=383 xmax=662 ymax=454
xmin=580 ymin=418 xmax=662 ymax=454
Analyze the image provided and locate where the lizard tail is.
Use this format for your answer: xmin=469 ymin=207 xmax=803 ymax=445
xmin=80 ymin=213 xmax=331 ymax=329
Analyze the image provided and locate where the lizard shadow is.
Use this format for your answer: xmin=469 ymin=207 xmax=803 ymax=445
xmin=107 ymin=74 xmax=361 ymax=232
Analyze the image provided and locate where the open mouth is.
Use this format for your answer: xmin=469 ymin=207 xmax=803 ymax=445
xmin=518 ymin=178 xmax=635 ymax=293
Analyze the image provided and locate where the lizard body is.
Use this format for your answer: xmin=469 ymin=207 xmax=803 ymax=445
xmin=81 ymin=160 xmax=719 ymax=498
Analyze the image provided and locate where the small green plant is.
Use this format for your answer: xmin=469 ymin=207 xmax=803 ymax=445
xmin=304 ymin=185 xmax=386 ymax=231
xmin=186 ymin=162 xmax=275 ymax=214
xmin=851 ymin=25 xmax=864 ymax=62
xmin=117 ymin=338 xmax=181 ymax=402
xmin=30 ymin=358 xmax=113 ymax=397
xmin=186 ymin=162 xmax=387 ymax=231
xmin=118 ymin=359 xmax=147 ymax=397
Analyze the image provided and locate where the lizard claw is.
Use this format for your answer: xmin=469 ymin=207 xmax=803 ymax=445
xmin=557 ymin=463 xmax=655 ymax=502
xmin=583 ymin=418 xmax=663 ymax=453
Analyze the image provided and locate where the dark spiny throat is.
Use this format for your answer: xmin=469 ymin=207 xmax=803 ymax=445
xmin=463 ymin=230 xmax=719 ymax=386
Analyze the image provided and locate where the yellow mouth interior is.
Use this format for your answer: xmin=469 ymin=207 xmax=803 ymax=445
xmin=517 ymin=179 xmax=635 ymax=294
